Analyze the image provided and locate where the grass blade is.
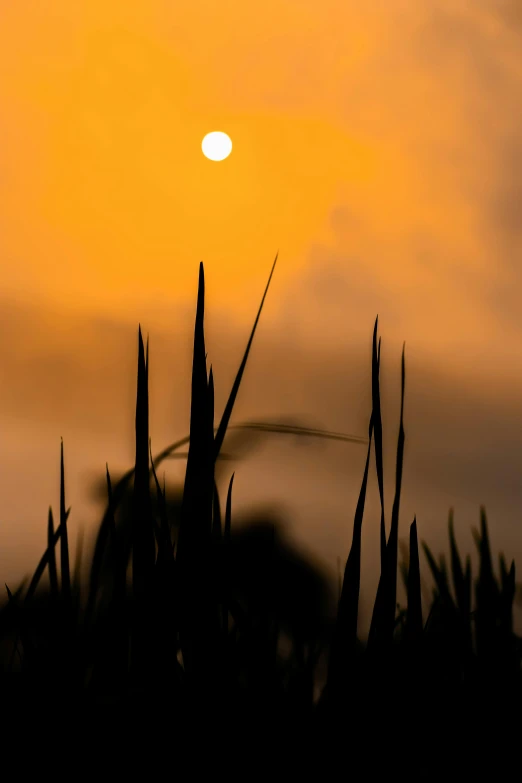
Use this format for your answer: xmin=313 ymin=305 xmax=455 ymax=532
xmin=178 ymin=265 xmax=214 ymax=562
xmin=448 ymin=509 xmax=467 ymax=614
xmin=130 ymin=327 xmax=155 ymax=681
xmin=328 ymin=411 xmax=374 ymax=692
xmin=132 ymin=327 xmax=155 ymax=600
xmin=475 ymin=506 xmax=499 ymax=661
xmin=60 ymin=438 xmax=71 ymax=608
xmin=448 ymin=509 xmax=473 ymax=655
xmin=25 ymin=512 xmax=70 ymax=605
xmin=177 ymin=266 xmax=216 ymax=678
xmin=370 ymin=319 xmax=386 ymax=575
xmin=406 ymin=516 xmax=423 ymax=641
xmin=213 ymin=252 xmax=278 ymax=464
xmin=47 ymin=507 xmax=59 ymax=599
xmin=368 ymin=342 xmax=406 ymax=648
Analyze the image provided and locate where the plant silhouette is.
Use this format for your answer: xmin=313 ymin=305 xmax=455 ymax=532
xmin=0 ymin=256 xmax=521 ymax=768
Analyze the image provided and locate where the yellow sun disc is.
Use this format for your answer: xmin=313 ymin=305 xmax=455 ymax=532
xmin=202 ymin=131 xmax=232 ymax=161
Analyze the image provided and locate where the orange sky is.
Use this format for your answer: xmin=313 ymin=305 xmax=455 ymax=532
xmin=1 ymin=0 xmax=522 ymax=631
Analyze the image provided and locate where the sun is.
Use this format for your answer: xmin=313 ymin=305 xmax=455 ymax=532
xmin=202 ymin=131 xmax=232 ymax=161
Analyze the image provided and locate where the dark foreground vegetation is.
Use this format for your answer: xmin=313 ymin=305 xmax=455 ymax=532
xmin=0 ymin=257 xmax=520 ymax=769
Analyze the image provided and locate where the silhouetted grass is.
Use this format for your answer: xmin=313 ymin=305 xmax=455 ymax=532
xmin=0 ymin=255 xmax=521 ymax=765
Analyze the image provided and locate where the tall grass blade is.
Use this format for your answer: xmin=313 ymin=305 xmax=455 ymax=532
xmin=130 ymin=327 xmax=155 ymax=682
xmin=406 ymin=516 xmax=423 ymax=641
xmin=132 ymin=327 xmax=155 ymax=600
xmin=368 ymin=342 xmax=406 ymax=647
xmin=177 ymin=265 xmax=215 ymax=679
xmin=105 ymin=463 xmax=123 ymax=592
xmin=478 ymin=507 xmax=496 ymax=593
xmin=178 ymin=265 xmax=213 ymax=560
xmin=213 ymin=252 xmax=278 ymax=463
xmin=475 ymin=506 xmax=499 ymax=661
xmin=328 ymin=411 xmax=374 ymax=691
xmin=371 ymin=319 xmax=386 ymax=574
xmin=60 ymin=439 xmax=71 ymax=608
xmin=47 ymin=507 xmax=59 ymax=599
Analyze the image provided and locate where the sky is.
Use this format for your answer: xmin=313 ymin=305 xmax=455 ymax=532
xmin=1 ymin=0 xmax=522 ymax=633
